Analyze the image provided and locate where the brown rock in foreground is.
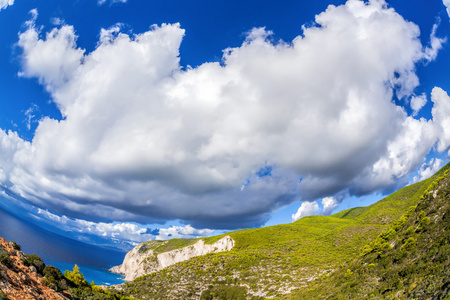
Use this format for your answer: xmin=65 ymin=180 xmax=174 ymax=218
xmin=0 ymin=237 xmax=69 ymax=300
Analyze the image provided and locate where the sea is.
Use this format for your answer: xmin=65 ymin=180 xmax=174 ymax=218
xmin=0 ymin=205 xmax=126 ymax=285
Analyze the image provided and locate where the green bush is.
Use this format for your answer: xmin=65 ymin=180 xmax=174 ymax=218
xmin=22 ymin=254 xmax=45 ymax=274
xmin=380 ymin=228 xmax=396 ymax=241
xmin=10 ymin=242 xmax=21 ymax=251
xmin=43 ymin=265 xmax=69 ymax=292
xmin=405 ymin=226 xmax=415 ymax=235
xmin=0 ymin=246 xmax=13 ymax=269
xmin=64 ymin=264 xmax=89 ymax=287
xmin=200 ymin=286 xmax=247 ymax=300
xmin=0 ymin=290 xmax=8 ymax=300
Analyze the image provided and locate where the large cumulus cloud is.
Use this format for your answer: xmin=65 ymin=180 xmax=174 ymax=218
xmin=1 ymin=0 xmax=449 ymax=229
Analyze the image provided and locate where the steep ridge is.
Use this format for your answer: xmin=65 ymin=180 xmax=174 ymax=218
xmin=0 ymin=237 xmax=68 ymax=300
xmin=287 ymin=164 xmax=450 ymax=299
xmin=0 ymin=237 xmax=134 ymax=300
xmin=113 ymin=164 xmax=441 ymax=299
xmin=110 ymin=236 xmax=235 ymax=281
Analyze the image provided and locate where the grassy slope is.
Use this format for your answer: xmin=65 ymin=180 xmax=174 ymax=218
xmin=115 ymin=164 xmax=448 ymax=300
xmin=285 ymin=165 xmax=450 ymax=299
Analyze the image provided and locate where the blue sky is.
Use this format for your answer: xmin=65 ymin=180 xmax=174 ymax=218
xmin=1 ymin=0 xmax=450 ymax=251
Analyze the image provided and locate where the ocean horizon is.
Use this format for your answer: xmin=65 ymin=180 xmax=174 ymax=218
xmin=0 ymin=205 xmax=126 ymax=285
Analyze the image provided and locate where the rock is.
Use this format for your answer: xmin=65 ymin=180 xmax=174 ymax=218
xmin=0 ymin=237 xmax=66 ymax=300
xmin=110 ymin=236 xmax=235 ymax=281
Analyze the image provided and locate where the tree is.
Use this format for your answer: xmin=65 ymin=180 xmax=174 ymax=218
xmin=64 ymin=264 xmax=89 ymax=287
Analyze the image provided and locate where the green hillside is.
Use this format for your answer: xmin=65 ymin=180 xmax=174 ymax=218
xmin=285 ymin=166 xmax=450 ymax=299
xmin=114 ymin=164 xmax=449 ymax=299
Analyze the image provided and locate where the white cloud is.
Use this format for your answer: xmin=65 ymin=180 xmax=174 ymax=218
xmin=322 ymin=197 xmax=339 ymax=215
xmin=292 ymin=201 xmax=320 ymax=221
xmin=423 ymin=23 xmax=446 ymax=62
xmin=156 ymin=225 xmax=214 ymax=240
xmin=0 ymin=0 xmax=13 ymax=11
xmin=24 ymin=104 xmax=39 ymax=130
xmin=292 ymin=196 xmax=339 ymax=221
xmin=413 ymin=158 xmax=443 ymax=183
xmin=0 ymin=130 xmax=29 ymax=187
xmin=410 ymin=94 xmax=427 ymax=116
xmin=97 ymin=0 xmax=127 ymax=6
xmin=33 ymin=208 xmax=213 ymax=249
xmin=2 ymin=1 xmax=449 ymax=229
xmin=444 ymin=0 xmax=450 ymax=19
xmin=431 ymin=87 xmax=450 ymax=155
xmin=36 ymin=208 xmax=148 ymax=242
xmin=18 ymin=11 xmax=85 ymax=92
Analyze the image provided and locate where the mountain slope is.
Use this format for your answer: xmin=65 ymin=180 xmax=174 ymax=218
xmin=112 ymin=164 xmax=446 ymax=299
xmin=285 ymin=166 xmax=450 ymax=299
xmin=0 ymin=237 xmax=68 ymax=300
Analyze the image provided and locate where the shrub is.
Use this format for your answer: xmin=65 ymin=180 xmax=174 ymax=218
xmin=420 ymin=216 xmax=430 ymax=227
xmin=405 ymin=226 xmax=415 ymax=235
xmin=0 ymin=247 xmax=13 ymax=269
xmin=91 ymin=281 xmax=104 ymax=293
xmin=402 ymin=237 xmax=416 ymax=251
xmin=22 ymin=254 xmax=45 ymax=274
xmin=10 ymin=242 xmax=21 ymax=251
xmin=200 ymin=285 xmax=247 ymax=300
xmin=380 ymin=228 xmax=396 ymax=241
xmin=42 ymin=265 xmax=69 ymax=292
xmin=0 ymin=255 xmax=12 ymax=269
xmin=0 ymin=290 xmax=8 ymax=300
xmin=64 ymin=264 xmax=89 ymax=287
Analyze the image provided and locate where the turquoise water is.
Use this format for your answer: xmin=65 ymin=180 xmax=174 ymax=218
xmin=48 ymin=260 xmax=125 ymax=286
xmin=0 ymin=205 xmax=126 ymax=286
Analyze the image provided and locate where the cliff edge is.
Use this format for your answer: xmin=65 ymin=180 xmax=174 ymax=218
xmin=110 ymin=236 xmax=235 ymax=281
xmin=0 ymin=237 xmax=68 ymax=300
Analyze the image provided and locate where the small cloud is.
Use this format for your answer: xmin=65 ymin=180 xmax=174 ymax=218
xmin=423 ymin=22 xmax=446 ymax=62
xmin=413 ymin=158 xmax=443 ymax=183
xmin=99 ymin=23 xmax=123 ymax=45
xmin=410 ymin=94 xmax=427 ymax=116
xmin=0 ymin=0 xmax=14 ymax=11
xmin=97 ymin=0 xmax=127 ymax=6
xmin=18 ymin=9 xmax=85 ymax=90
xmin=51 ymin=18 xmax=64 ymax=26
xmin=292 ymin=201 xmax=320 ymax=221
xmin=23 ymin=104 xmax=39 ymax=130
xmin=322 ymin=197 xmax=338 ymax=215
xmin=25 ymin=8 xmax=38 ymax=26
xmin=444 ymin=0 xmax=450 ymax=19
xmin=155 ymin=225 xmax=214 ymax=240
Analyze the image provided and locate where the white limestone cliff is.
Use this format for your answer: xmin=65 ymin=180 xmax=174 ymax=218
xmin=110 ymin=236 xmax=235 ymax=281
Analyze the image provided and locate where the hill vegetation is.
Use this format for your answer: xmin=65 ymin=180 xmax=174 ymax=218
xmin=285 ymin=167 xmax=450 ymax=299
xmin=111 ymin=165 xmax=446 ymax=299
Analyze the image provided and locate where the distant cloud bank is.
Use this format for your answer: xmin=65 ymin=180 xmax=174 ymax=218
xmin=1 ymin=0 xmax=449 ymax=229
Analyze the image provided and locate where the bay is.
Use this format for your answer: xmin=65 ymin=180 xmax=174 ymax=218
xmin=0 ymin=205 xmax=126 ymax=285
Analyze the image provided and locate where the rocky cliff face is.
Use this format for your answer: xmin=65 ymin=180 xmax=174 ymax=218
xmin=0 ymin=237 xmax=68 ymax=300
xmin=110 ymin=236 xmax=235 ymax=281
